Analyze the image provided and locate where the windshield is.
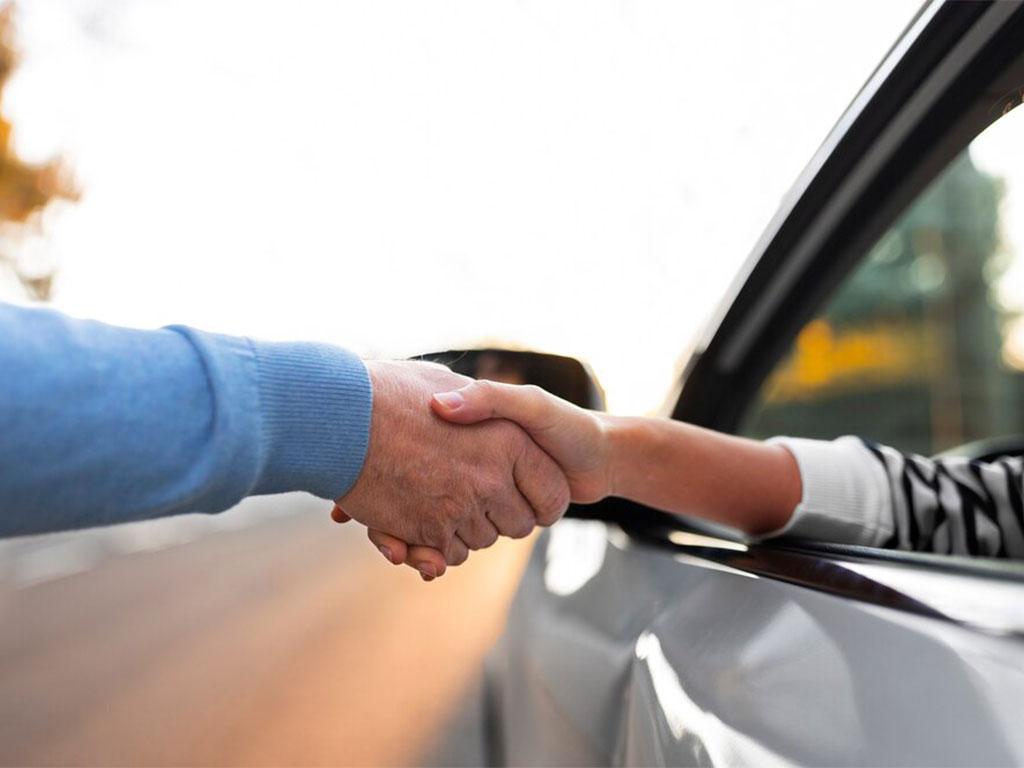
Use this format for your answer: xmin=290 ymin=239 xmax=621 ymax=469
xmin=2 ymin=0 xmax=918 ymax=413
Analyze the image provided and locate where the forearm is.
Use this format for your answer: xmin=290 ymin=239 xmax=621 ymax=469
xmin=0 ymin=303 xmax=372 ymax=537
xmin=602 ymin=415 xmax=801 ymax=535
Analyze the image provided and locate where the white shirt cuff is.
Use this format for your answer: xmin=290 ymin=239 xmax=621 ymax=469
xmin=760 ymin=436 xmax=894 ymax=548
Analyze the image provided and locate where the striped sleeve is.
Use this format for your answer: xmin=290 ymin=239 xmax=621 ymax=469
xmin=768 ymin=436 xmax=1024 ymax=559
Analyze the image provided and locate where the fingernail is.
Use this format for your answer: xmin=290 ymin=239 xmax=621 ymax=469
xmin=418 ymin=563 xmax=437 ymax=580
xmin=377 ymin=545 xmax=393 ymax=563
xmin=433 ymin=391 xmax=464 ymax=409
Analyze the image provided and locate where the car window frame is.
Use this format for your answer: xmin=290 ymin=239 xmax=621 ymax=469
xmin=671 ymin=0 xmax=1024 ymax=435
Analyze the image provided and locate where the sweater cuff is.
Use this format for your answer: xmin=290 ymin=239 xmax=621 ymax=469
xmin=248 ymin=339 xmax=373 ymax=500
xmin=761 ymin=436 xmax=893 ymax=547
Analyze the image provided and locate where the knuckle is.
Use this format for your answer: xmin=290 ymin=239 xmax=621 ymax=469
xmin=476 ymin=474 xmax=505 ymax=501
xmin=509 ymin=522 xmax=534 ymax=539
xmin=463 ymin=515 xmax=499 ymax=550
xmin=476 ymin=523 xmax=499 ymax=549
xmin=505 ymin=512 xmax=535 ymax=539
xmin=482 ymin=512 xmax=501 ymax=547
xmin=448 ymin=545 xmax=469 ymax=566
xmin=536 ymin=482 xmax=571 ymax=526
xmin=473 ymin=378 xmax=495 ymax=395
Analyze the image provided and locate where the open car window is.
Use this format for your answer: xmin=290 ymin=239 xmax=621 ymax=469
xmin=743 ymin=102 xmax=1024 ymax=458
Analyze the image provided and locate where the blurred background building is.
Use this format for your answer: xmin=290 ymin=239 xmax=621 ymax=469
xmin=748 ymin=139 xmax=1024 ymax=456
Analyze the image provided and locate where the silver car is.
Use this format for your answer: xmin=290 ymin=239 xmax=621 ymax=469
xmin=470 ymin=2 xmax=1024 ymax=765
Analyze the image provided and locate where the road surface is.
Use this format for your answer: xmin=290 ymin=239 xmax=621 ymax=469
xmin=0 ymin=498 xmax=533 ymax=766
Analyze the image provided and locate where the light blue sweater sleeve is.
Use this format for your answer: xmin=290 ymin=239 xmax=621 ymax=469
xmin=0 ymin=302 xmax=373 ymax=537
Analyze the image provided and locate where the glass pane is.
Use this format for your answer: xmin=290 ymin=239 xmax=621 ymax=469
xmin=744 ymin=105 xmax=1024 ymax=456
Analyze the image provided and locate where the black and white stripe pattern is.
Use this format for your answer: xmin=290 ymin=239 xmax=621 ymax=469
xmin=861 ymin=440 xmax=1024 ymax=558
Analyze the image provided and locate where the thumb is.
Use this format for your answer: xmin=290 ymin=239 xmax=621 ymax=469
xmin=431 ymin=379 xmax=554 ymax=429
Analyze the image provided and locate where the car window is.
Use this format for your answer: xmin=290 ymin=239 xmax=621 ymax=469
xmin=742 ymin=103 xmax=1024 ymax=457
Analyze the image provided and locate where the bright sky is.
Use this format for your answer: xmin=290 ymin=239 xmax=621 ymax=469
xmin=2 ymin=0 xmax=922 ymax=414
xmin=972 ymin=105 xmax=1024 ymax=368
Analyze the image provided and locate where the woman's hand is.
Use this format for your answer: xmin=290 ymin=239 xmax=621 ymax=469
xmin=431 ymin=381 xmax=614 ymax=504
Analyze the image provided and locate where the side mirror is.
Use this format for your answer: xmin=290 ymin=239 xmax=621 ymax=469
xmin=417 ymin=348 xmax=605 ymax=411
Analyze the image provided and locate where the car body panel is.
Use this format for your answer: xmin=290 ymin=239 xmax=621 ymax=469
xmin=490 ymin=521 xmax=1024 ymax=766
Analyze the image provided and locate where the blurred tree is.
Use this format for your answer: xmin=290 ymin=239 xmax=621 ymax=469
xmin=0 ymin=2 xmax=76 ymax=300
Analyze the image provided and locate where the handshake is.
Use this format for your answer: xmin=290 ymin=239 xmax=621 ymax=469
xmin=332 ymin=360 xmax=613 ymax=582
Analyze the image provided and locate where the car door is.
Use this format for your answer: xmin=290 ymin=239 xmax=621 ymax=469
xmin=487 ymin=2 xmax=1024 ymax=765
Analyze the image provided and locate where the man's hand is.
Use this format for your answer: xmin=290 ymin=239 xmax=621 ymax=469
xmin=334 ymin=361 xmax=571 ymax=571
xmin=347 ymin=377 xmax=614 ymax=579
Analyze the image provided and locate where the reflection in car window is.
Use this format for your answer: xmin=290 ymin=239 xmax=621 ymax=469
xmin=744 ymin=106 xmax=1024 ymax=456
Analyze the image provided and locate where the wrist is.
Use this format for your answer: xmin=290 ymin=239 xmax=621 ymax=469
xmin=753 ymin=443 xmax=802 ymax=534
xmin=599 ymin=413 xmax=642 ymax=499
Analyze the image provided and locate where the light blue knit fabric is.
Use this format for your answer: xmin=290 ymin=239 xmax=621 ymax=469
xmin=0 ymin=302 xmax=373 ymax=537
